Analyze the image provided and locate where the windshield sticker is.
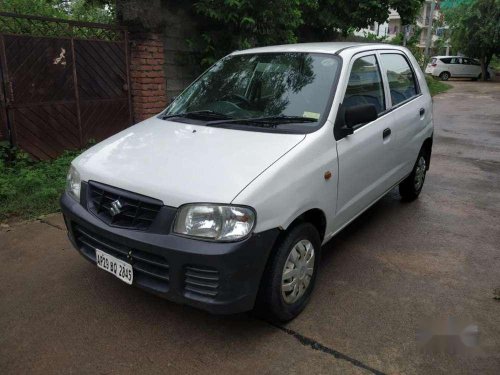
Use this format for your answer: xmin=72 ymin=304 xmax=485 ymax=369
xmin=255 ymin=62 xmax=287 ymax=73
xmin=321 ymin=58 xmax=335 ymax=67
xmin=303 ymin=111 xmax=320 ymax=120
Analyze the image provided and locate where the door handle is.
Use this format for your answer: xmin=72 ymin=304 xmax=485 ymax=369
xmin=383 ymin=128 xmax=391 ymax=139
xmin=420 ymin=108 xmax=425 ymax=116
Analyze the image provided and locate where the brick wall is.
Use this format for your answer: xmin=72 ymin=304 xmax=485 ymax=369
xmin=117 ymin=0 xmax=200 ymax=104
xmin=129 ymin=33 xmax=168 ymax=122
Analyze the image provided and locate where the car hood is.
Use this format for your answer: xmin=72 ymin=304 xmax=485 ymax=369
xmin=73 ymin=117 xmax=306 ymax=207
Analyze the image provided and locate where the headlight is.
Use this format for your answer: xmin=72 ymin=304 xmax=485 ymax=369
xmin=66 ymin=165 xmax=81 ymax=202
xmin=173 ymin=204 xmax=256 ymax=241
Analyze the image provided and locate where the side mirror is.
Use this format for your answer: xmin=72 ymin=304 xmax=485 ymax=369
xmin=345 ymin=104 xmax=378 ymax=128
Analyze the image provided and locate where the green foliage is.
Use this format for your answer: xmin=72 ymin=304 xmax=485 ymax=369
xmin=191 ymin=0 xmax=425 ymax=68
xmin=0 ymin=0 xmax=115 ymax=23
xmin=426 ymin=75 xmax=452 ymax=96
xmin=0 ymin=0 xmax=66 ymax=18
xmin=441 ymin=0 xmax=474 ymax=9
xmin=491 ymin=55 xmax=500 ymax=70
xmin=0 ymin=149 xmax=82 ymax=221
xmin=301 ymin=0 xmax=424 ymax=39
xmin=191 ymin=0 xmax=307 ymax=67
xmin=442 ymin=0 xmax=500 ymax=79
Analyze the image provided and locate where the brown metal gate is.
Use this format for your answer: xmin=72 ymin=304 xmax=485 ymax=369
xmin=0 ymin=13 xmax=132 ymax=159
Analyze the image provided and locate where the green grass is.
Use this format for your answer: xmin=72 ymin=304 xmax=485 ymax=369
xmin=0 ymin=148 xmax=82 ymax=221
xmin=426 ymin=75 xmax=452 ymax=97
xmin=490 ymin=55 xmax=500 ymax=71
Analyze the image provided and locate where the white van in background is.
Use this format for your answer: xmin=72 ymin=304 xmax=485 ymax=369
xmin=425 ymin=56 xmax=494 ymax=81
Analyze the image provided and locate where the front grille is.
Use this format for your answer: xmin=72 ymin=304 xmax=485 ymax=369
xmin=88 ymin=181 xmax=162 ymax=230
xmin=73 ymin=225 xmax=170 ymax=292
xmin=184 ymin=265 xmax=220 ymax=298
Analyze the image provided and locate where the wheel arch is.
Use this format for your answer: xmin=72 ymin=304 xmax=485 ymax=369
xmin=282 ymin=208 xmax=327 ymax=243
xmin=421 ymin=136 xmax=433 ymax=171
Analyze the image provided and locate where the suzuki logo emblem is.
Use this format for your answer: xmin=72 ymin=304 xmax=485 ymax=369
xmin=109 ymin=199 xmax=123 ymax=217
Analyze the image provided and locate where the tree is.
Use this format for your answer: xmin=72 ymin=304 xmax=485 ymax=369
xmin=300 ymin=0 xmax=424 ymax=40
xmin=443 ymin=0 xmax=500 ymax=80
xmin=191 ymin=0 xmax=310 ymax=67
xmin=0 ymin=0 xmax=115 ymax=24
xmin=192 ymin=0 xmax=425 ymax=67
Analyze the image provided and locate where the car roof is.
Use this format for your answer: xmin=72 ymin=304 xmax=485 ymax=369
xmin=231 ymin=42 xmax=404 ymax=56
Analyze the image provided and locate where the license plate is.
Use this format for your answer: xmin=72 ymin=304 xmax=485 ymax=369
xmin=96 ymin=249 xmax=133 ymax=285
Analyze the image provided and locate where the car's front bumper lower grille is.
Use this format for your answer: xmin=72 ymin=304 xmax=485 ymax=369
xmin=184 ymin=265 xmax=220 ymax=298
xmin=74 ymin=224 xmax=170 ymax=293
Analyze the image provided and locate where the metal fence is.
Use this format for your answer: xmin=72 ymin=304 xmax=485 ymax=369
xmin=0 ymin=12 xmax=132 ymax=159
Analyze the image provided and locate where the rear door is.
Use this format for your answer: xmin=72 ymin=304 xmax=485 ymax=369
xmin=378 ymin=52 xmax=429 ymax=180
xmin=452 ymin=57 xmax=466 ymax=77
xmin=334 ymin=52 xmax=394 ymax=226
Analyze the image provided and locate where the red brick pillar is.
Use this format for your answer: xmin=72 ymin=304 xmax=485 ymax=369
xmin=129 ymin=33 xmax=168 ymax=122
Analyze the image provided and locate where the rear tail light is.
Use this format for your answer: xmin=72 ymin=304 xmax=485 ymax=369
xmin=431 ymin=63 xmax=437 ymax=67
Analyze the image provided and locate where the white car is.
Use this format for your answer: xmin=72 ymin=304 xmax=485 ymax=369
xmin=425 ymin=56 xmax=494 ymax=81
xmin=61 ymin=42 xmax=433 ymax=321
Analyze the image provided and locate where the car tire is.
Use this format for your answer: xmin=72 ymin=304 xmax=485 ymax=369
xmin=399 ymin=151 xmax=428 ymax=201
xmin=255 ymin=223 xmax=321 ymax=322
xmin=439 ymin=72 xmax=450 ymax=81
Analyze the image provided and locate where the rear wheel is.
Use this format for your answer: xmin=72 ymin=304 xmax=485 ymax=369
xmin=399 ymin=152 xmax=427 ymax=201
xmin=439 ymin=72 xmax=450 ymax=81
xmin=256 ymin=223 xmax=321 ymax=322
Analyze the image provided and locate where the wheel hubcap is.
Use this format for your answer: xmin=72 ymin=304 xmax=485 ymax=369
xmin=281 ymin=239 xmax=315 ymax=304
xmin=414 ymin=156 xmax=426 ymax=191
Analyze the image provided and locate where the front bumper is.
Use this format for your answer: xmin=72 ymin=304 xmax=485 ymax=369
xmin=60 ymin=192 xmax=280 ymax=314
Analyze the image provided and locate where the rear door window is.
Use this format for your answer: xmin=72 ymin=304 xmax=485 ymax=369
xmin=380 ymin=54 xmax=419 ymax=107
xmin=343 ymin=55 xmax=385 ymax=115
xmin=440 ymin=58 xmax=451 ymax=64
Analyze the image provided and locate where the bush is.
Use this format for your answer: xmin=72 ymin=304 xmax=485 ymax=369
xmin=0 ymin=149 xmax=82 ymax=221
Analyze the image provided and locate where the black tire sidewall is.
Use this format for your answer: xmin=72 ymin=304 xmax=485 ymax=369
xmin=400 ymin=153 xmax=426 ymax=201
xmin=259 ymin=223 xmax=321 ymax=322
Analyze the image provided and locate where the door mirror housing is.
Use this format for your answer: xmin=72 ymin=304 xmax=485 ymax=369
xmin=335 ymin=103 xmax=378 ymax=139
xmin=345 ymin=104 xmax=378 ymax=128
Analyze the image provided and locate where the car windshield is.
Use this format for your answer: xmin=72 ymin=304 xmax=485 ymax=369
xmin=162 ymin=52 xmax=341 ymax=132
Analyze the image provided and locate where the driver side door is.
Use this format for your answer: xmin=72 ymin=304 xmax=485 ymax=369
xmin=334 ymin=52 xmax=395 ymax=228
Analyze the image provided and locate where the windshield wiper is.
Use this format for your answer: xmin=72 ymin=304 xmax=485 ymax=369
xmin=206 ymin=115 xmax=318 ymax=127
xmin=160 ymin=110 xmax=233 ymax=121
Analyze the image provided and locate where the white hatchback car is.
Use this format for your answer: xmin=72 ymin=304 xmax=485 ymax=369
xmin=425 ymin=56 xmax=494 ymax=81
xmin=62 ymin=42 xmax=433 ymax=321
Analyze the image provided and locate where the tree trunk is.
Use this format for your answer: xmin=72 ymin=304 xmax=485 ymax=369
xmin=479 ymin=52 xmax=494 ymax=81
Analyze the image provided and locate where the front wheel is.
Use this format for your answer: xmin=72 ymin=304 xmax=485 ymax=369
xmin=256 ymin=223 xmax=321 ymax=322
xmin=399 ymin=153 xmax=427 ymax=201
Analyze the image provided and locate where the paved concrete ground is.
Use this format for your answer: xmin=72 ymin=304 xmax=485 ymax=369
xmin=1 ymin=81 xmax=500 ymax=374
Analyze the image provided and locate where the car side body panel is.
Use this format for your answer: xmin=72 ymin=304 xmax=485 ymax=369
xmin=233 ymin=44 xmax=433 ymax=244
xmin=231 ymin=122 xmax=339 ymax=240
